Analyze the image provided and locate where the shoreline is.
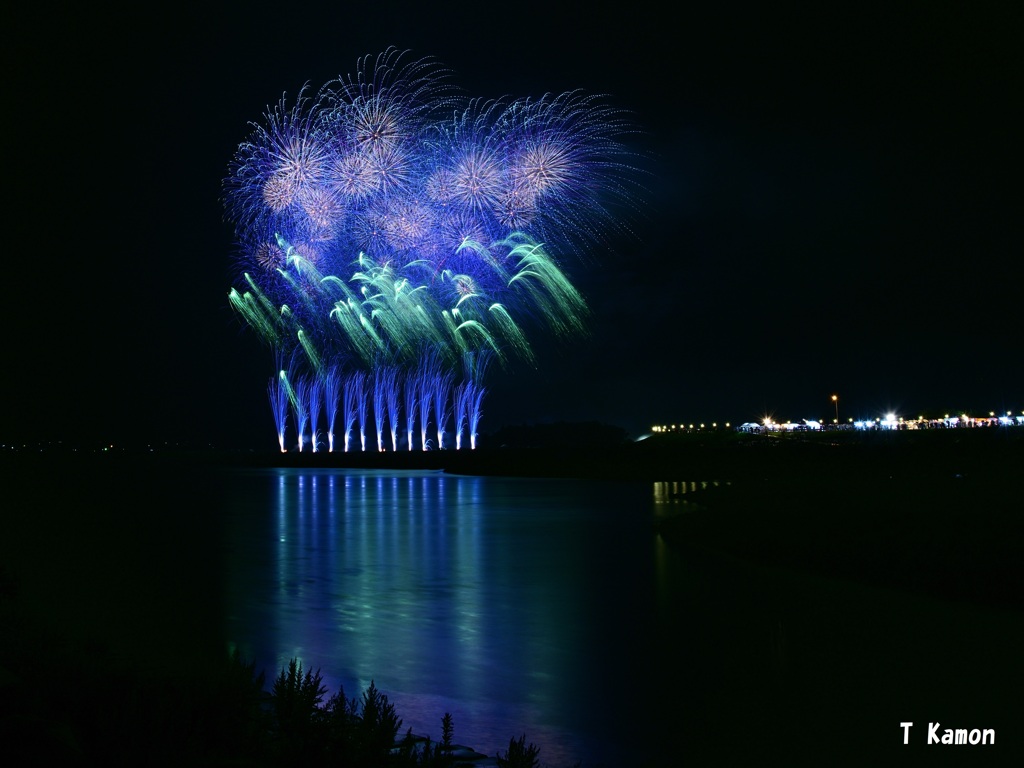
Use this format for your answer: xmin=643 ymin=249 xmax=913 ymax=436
xmin=10 ymin=424 xmax=1022 ymax=483
xmin=8 ymin=427 xmax=1019 ymax=611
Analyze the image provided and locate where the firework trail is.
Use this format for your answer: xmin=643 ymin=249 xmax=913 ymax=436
xmin=373 ymin=367 xmax=401 ymax=451
xmin=404 ymin=371 xmax=418 ymax=451
xmin=342 ymin=373 xmax=362 ymax=453
xmin=384 ymin=368 xmax=401 ymax=451
xmin=416 ymin=357 xmax=435 ymax=451
xmin=322 ymin=364 xmax=342 ymax=452
xmin=268 ymin=371 xmax=289 ymax=453
xmin=454 ymin=350 xmax=492 ymax=450
xmin=306 ymin=375 xmax=324 ymax=452
xmin=293 ymin=376 xmax=311 ymax=453
xmin=224 ymin=47 xmax=639 ymax=449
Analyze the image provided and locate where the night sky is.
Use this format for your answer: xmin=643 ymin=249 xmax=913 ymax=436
xmin=7 ymin=3 xmax=1021 ymax=449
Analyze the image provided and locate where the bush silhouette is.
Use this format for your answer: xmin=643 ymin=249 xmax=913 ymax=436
xmin=270 ymin=658 xmax=328 ymax=762
xmin=405 ymin=712 xmax=456 ymax=767
xmin=497 ymin=733 xmax=541 ymax=768
xmin=351 ymin=680 xmax=404 ymax=766
xmin=0 ymin=643 xmax=571 ymax=766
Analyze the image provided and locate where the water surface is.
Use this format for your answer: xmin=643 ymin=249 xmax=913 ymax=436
xmin=9 ymin=457 xmax=1021 ymax=765
xmin=222 ymin=468 xmax=675 ymax=765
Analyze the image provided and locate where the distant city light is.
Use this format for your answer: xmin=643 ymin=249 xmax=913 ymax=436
xmin=651 ymin=403 xmax=1021 ymax=435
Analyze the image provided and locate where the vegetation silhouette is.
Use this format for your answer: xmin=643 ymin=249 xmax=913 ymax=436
xmin=0 ymin=620 xmax=572 ymax=768
xmin=497 ymin=734 xmax=542 ymax=768
xmin=258 ymin=659 xmax=552 ymax=767
xmin=260 ymin=657 xmax=467 ymax=766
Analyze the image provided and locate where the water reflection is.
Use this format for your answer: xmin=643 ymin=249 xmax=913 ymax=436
xmin=223 ymin=469 xmax=660 ymax=766
xmin=651 ymin=479 xmax=725 ymax=514
xmin=216 ymin=466 xmax=1024 ymax=765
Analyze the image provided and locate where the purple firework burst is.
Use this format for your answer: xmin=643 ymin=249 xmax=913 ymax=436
xmin=225 ymin=47 xmax=641 ymax=449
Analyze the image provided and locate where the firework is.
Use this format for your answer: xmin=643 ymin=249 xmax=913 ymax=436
xmin=224 ymin=48 xmax=639 ymax=449
xmin=292 ymin=376 xmax=311 ymax=453
xmin=268 ymin=371 xmax=289 ymax=453
xmin=322 ymin=363 xmax=343 ymax=452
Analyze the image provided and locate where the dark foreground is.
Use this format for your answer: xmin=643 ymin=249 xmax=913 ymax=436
xmin=2 ymin=428 xmax=1022 ymax=766
xmin=644 ymin=428 xmax=1024 ymax=766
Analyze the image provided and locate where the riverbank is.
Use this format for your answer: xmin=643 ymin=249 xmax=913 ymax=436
xmin=10 ymin=427 xmax=1020 ymax=608
xmin=644 ymin=429 xmax=1024 ymax=764
xmin=639 ymin=428 xmax=1023 ymax=609
xmin=7 ymin=427 xmax=1020 ymax=610
xmin=17 ymin=420 xmax=1019 ymax=480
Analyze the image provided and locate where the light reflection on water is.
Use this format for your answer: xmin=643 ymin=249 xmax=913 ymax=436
xmin=222 ymin=468 xmax=678 ymax=766
xmin=651 ymin=480 xmax=725 ymax=515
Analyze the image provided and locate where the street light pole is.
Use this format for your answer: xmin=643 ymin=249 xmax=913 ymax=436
xmin=831 ymin=394 xmax=839 ymax=425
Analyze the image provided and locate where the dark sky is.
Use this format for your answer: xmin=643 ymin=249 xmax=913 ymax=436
xmin=6 ymin=3 xmax=1022 ymax=448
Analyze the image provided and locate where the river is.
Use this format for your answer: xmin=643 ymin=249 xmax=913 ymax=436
xmin=5 ymin=456 xmax=1021 ymax=766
